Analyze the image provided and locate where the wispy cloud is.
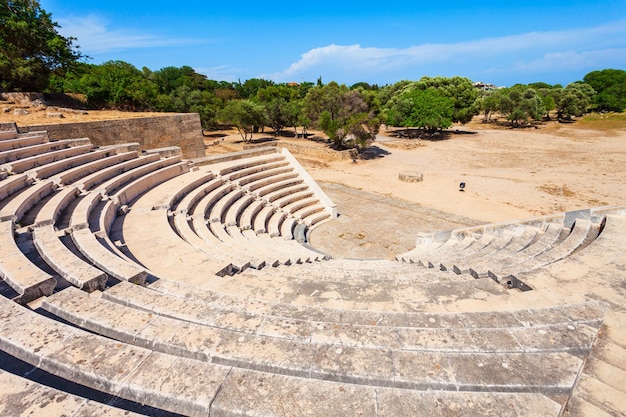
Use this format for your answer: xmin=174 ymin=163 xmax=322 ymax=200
xmin=57 ymin=14 xmax=202 ymax=54
xmin=266 ymin=19 xmax=626 ymax=83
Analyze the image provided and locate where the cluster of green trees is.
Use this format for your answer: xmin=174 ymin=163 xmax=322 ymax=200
xmin=3 ymin=0 xmax=626 ymax=151
xmin=475 ymin=82 xmax=596 ymax=126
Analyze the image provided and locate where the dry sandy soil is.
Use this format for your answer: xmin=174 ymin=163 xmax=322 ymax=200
xmin=3 ymin=104 xmax=625 ymax=257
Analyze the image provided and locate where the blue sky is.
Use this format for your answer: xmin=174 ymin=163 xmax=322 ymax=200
xmin=42 ymin=0 xmax=626 ymax=87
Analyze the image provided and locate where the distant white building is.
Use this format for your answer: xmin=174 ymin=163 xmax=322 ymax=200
xmin=473 ymin=81 xmax=503 ymax=91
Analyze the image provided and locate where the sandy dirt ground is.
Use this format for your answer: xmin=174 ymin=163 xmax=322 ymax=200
xmin=308 ymin=125 xmax=626 ymax=223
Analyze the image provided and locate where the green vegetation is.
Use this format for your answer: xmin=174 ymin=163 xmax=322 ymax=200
xmin=0 ymin=0 xmax=83 ymax=91
xmin=583 ymin=69 xmax=626 ymax=112
xmin=2 ymin=0 xmax=625 ymax=151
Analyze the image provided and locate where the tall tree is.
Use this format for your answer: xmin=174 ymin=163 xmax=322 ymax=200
xmin=387 ymin=88 xmax=454 ymax=132
xmin=556 ymin=82 xmax=595 ymax=119
xmin=0 ymin=0 xmax=83 ymax=91
xmin=583 ymin=69 xmax=626 ymax=112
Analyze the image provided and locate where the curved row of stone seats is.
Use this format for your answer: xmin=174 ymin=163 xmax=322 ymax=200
xmin=0 ymin=133 xmax=44 ymax=152
xmin=64 ymin=160 xmax=189 ymax=285
xmin=32 ymin=152 xmax=155 ymax=227
xmin=0 ymin=291 xmax=569 ymax=417
xmin=0 ymin=180 xmax=57 ymax=223
xmin=101 ymin=277 xmax=606 ymax=336
xmin=0 ymin=368 xmax=145 ymax=417
xmin=0 ymin=219 xmax=56 ymax=304
xmin=0 ymin=124 xmax=18 ymax=140
xmin=0 ymin=139 xmax=92 ymax=173
xmin=159 ymin=149 xmax=333 ymax=269
xmin=396 ymin=210 xmax=605 ymax=290
xmin=508 ymin=208 xmax=626 ymax=416
xmin=40 ymin=286 xmax=596 ymax=393
xmin=122 ymin=186 xmax=242 ymax=277
xmin=486 ymin=218 xmax=597 ymax=284
xmin=28 ymin=154 xmax=186 ymax=292
xmin=428 ymin=227 xmax=549 ymax=273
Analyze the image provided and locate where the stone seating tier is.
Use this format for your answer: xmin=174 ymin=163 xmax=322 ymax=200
xmin=0 ymin=134 xmax=44 ymax=152
xmin=0 ymin=219 xmax=56 ymax=304
xmin=2 ymin=144 xmax=94 ymax=175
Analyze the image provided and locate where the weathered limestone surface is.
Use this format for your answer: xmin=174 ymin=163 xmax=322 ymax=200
xmin=17 ymin=114 xmax=205 ymax=159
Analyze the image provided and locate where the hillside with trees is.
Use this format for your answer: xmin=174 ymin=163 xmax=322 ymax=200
xmin=1 ymin=0 xmax=624 ymax=153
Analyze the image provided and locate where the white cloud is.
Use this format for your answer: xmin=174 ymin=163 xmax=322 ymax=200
xmin=57 ymin=14 xmax=201 ymax=54
xmin=266 ymin=19 xmax=626 ymax=82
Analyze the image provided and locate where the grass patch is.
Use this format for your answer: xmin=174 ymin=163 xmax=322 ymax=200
xmin=577 ymin=112 xmax=626 ymax=131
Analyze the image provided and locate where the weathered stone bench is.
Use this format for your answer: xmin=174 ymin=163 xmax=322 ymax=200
xmin=111 ymin=160 xmax=189 ymax=207
xmin=191 ymin=145 xmax=277 ymax=167
xmin=251 ymin=176 xmax=303 ymax=199
xmin=33 ymin=185 xmax=80 ymax=227
xmin=229 ymin=224 xmax=291 ymax=266
xmin=192 ymin=181 xmax=234 ymax=220
xmin=70 ymin=227 xmax=147 ymax=285
xmin=270 ymin=187 xmax=313 ymax=208
xmin=267 ymin=210 xmax=287 ymax=237
xmin=224 ymin=193 xmax=255 ymax=227
xmin=252 ymin=204 xmax=276 ymax=233
xmin=238 ymin=199 xmax=266 ymax=230
xmin=488 ymin=218 xmax=597 ymax=281
xmin=1 ymin=143 xmax=93 ymax=174
xmin=213 ymin=154 xmax=285 ymax=177
xmin=175 ymin=176 xmax=224 ymax=215
xmin=32 ymin=224 xmax=107 ymax=292
xmin=470 ymin=222 xmax=566 ymax=278
xmin=0 ymin=219 xmax=56 ymax=304
xmin=25 ymin=147 xmax=116 ymax=182
xmin=130 ymin=207 xmax=238 ymax=277
xmin=173 ymin=212 xmax=249 ymax=273
xmin=222 ymin=159 xmax=288 ymax=182
xmin=234 ymin=164 xmax=293 ymax=187
xmin=0 ymin=368 xmax=145 ymax=417
xmin=0 ymin=295 xmax=231 ymax=416
xmin=209 ymin=188 xmax=244 ymax=223
xmin=0 ymin=180 xmax=57 ymax=223
xmin=0 ymin=173 xmax=33 ymax=201
xmin=242 ymin=229 xmax=305 ymax=263
xmin=241 ymin=170 xmax=299 ymax=193
xmin=279 ymin=216 xmax=297 ymax=239
xmin=50 ymin=150 xmax=137 ymax=186
xmin=302 ymin=210 xmax=331 ymax=227
xmin=41 ymin=286 xmax=595 ymax=395
xmin=0 ymin=134 xmax=44 ymax=152
xmin=168 ymin=170 xmax=215 ymax=210
xmin=75 ymin=153 xmax=160 ymax=192
xmin=208 ymin=221 xmax=266 ymax=269
xmin=283 ymin=196 xmax=320 ymax=216
xmin=449 ymin=233 xmax=515 ymax=274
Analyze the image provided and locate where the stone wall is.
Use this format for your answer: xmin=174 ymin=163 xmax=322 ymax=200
xmin=17 ymin=114 xmax=205 ymax=159
xmin=244 ymin=141 xmax=352 ymax=161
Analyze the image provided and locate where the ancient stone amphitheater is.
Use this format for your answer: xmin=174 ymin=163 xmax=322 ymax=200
xmin=0 ymin=121 xmax=624 ymax=417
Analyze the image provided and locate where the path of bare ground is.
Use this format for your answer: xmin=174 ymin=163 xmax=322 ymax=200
xmin=310 ymin=182 xmax=482 ymax=259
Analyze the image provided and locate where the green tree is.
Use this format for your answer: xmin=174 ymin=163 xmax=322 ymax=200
xmin=218 ymin=99 xmax=266 ymax=142
xmin=304 ymin=82 xmax=379 ymax=150
xmin=387 ymin=88 xmax=454 ymax=132
xmin=414 ymin=76 xmax=479 ymax=124
xmin=556 ymin=82 xmax=595 ymax=119
xmin=0 ymin=0 xmax=83 ymax=91
xmin=69 ymin=61 xmax=156 ymax=110
xmin=583 ymin=69 xmax=626 ymax=112
xmin=497 ymin=86 xmax=544 ymax=127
